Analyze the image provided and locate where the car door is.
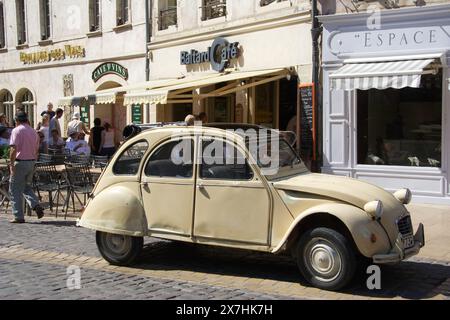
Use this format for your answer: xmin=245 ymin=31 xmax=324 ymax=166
xmin=141 ymin=137 xmax=195 ymax=237
xmin=193 ymin=136 xmax=271 ymax=245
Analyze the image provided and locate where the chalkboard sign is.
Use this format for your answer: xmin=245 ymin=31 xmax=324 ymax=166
xmin=298 ymin=83 xmax=315 ymax=159
xmin=132 ymin=104 xmax=143 ymax=124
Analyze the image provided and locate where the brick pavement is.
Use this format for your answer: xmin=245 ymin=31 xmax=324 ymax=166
xmin=0 ymin=211 xmax=450 ymax=300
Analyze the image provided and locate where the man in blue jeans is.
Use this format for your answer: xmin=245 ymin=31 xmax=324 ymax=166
xmin=9 ymin=111 xmax=45 ymax=223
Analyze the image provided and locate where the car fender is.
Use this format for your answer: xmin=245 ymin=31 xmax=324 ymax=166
xmin=272 ymin=203 xmax=391 ymax=258
xmin=78 ymin=184 xmax=148 ymax=237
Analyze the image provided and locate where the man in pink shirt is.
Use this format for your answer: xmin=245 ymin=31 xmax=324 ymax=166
xmin=9 ymin=111 xmax=45 ymax=223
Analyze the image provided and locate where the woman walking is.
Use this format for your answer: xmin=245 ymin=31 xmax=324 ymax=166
xmin=100 ymin=123 xmax=116 ymax=158
xmin=88 ymin=118 xmax=104 ymax=156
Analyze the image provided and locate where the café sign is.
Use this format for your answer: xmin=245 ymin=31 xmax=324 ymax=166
xmin=180 ymin=37 xmax=240 ymax=72
xmin=20 ymin=45 xmax=85 ymax=65
xmin=92 ymin=62 xmax=129 ymax=82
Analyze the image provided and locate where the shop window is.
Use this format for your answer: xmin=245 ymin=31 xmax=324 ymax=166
xmin=260 ymin=0 xmax=287 ymax=7
xmin=145 ymin=139 xmax=194 ymax=178
xmin=113 ymin=140 xmax=149 ymax=175
xmin=0 ymin=90 xmax=14 ymax=126
xmin=200 ymin=139 xmax=253 ymax=181
xmin=116 ymin=0 xmax=130 ymax=26
xmin=357 ymin=72 xmax=443 ymax=168
xmin=0 ymin=2 xmax=5 ymax=48
xmin=89 ymin=0 xmax=101 ymax=32
xmin=16 ymin=0 xmax=26 ymax=45
xmin=201 ymin=0 xmax=226 ymax=21
xmin=158 ymin=0 xmax=177 ymax=31
xmin=255 ymin=81 xmax=276 ymax=128
xmin=39 ymin=0 xmax=51 ymax=41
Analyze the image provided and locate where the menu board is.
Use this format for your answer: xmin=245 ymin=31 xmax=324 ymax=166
xmin=80 ymin=105 xmax=90 ymax=127
xmin=299 ymin=83 xmax=315 ymax=158
xmin=132 ymin=104 xmax=143 ymax=124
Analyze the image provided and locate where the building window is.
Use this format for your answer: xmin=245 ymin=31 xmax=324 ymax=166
xmin=0 ymin=2 xmax=5 ymax=49
xmin=201 ymin=0 xmax=226 ymax=21
xmin=116 ymin=0 xmax=130 ymax=26
xmin=16 ymin=0 xmax=26 ymax=45
xmin=357 ymin=72 xmax=443 ymax=168
xmin=89 ymin=0 xmax=101 ymax=32
xmin=260 ymin=0 xmax=287 ymax=6
xmin=0 ymin=90 xmax=14 ymax=126
xmin=39 ymin=0 xmax=51 ymax=40
xmin=147 ymin=0 xmax=152 ymax=41
xmin=17 ymin=89 xmax=35 ymax=127
xmin=158 ymin=0 xmax=177 ymax=31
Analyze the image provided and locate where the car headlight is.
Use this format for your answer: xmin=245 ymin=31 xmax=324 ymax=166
xmin=364 ymin=200 xmax=384 ymax=220
xmin=394 ymin=188 xmax=412 ymax=205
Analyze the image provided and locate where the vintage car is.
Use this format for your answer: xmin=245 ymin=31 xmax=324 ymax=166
xmin=79 ymin=124 xmax=425 ymax=291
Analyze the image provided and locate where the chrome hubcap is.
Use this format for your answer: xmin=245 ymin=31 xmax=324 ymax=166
xmin=306 ymin=238 xmax=342 ymax=282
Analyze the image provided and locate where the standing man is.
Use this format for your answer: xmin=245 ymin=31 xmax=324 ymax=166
xmin=9 ymin=111 xmax=44 ymax=223
xmin=49 ymin=108 xmax=63 ymax=138
xmin=46 ymin=102 xmax=56 ymax=119
xmin=67 ymin=112 xmax=90 ymax=136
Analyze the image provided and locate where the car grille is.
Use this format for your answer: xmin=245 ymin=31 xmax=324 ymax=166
xmin=397 ymin=216 xmax=413 ymax=236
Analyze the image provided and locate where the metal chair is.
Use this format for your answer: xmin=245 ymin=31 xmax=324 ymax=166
xmin=64 ymin=162 xmax=94 ymax=217
xmin=91 ymin=155 xmax=109 ymax=169
xmin=38 ymin=153 xmax=53 ymax=163
xmin=33 ymin=163 xmax=67 ymax=218
xmin=68 ymin=154 xmax=90 ymax=164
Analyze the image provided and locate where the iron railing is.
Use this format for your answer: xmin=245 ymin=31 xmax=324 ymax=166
xmin=200 ymin=0 xmax=227 ymax=21
xmin=159 ymin=7 xmax=177 ymax=30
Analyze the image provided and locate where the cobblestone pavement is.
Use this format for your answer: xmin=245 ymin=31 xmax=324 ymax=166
xmin=0 ymin=215 xmax=449 ymax=300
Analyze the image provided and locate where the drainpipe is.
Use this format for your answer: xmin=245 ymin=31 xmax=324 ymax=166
xmin=311 ymin=0 xmax=322 ymax=172
xmin=145 ymin=0 xmax=152 ymax=82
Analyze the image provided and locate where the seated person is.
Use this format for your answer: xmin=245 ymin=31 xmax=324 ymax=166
xmin=66 ymin=132 xmax=91 ymax=156
xmin=0 ymin=125 xmax=10 ymax=146
xmin=48 ymin=129 xmax=66 ymax=151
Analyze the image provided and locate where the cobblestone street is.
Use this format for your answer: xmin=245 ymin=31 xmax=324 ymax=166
xmin=0 ymin=206 xmax=449 ymax=300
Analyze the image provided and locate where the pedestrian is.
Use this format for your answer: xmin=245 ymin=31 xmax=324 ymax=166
xmin=0 ymin=113 xmax=10 ymax=127
xmin=48 ymin=129 xmax=66 ymax=151
xmin=8 ymin=111 xmax=45 ymax=224
xmin=185 ymin=114 xmax=196 ymax=126
xmin=37 ymin=131 xmax=48 ymax=154
xmin=88 ymin=118 xmax=104 ymax=156
xmin=46 ymin=103 xmax=56 ymax=119
xmin=198 ymin=112 xmax=208 ymax=124
xmin=100 ymin=123 xmax=116 ymax=158
xmin=36 ymin=113 xmax=50 ymax=140
xmin=67 ymin=112 xmax=90 ymax=136
xmin=49 ymin=108 xmax=63 ymax=138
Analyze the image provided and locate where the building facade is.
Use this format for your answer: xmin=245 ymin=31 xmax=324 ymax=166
xmin=319 ymin=2 xmax=450 ymax=204
xmin=0 ymin=0 xmax=148 ymax=137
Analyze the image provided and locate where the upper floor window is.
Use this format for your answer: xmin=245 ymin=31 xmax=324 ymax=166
xmin=16 ymin=0 xmax=26 ymax=45
xmin=260 ymin=0 xmax=287 ymax=7
xmin=89 ymin=0 xmax=101 ymax=32
xmin=0 ymin=2 xmax=5 ymax=48
xmin=158 ymin=0 xmax=177 ymax=31
xmin=201 ymin=0 xmax=226 ymax=21
xmin=39 ymin=0 xmax=51 ymax=40
xmin=116 ymin=0 xmax=130 ymax=26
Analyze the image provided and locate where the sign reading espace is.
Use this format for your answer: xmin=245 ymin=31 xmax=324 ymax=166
xmin=180 ymin=37 xmax=240 ymax=72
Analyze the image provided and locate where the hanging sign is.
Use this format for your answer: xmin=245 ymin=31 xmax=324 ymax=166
xmin=92 ymin=62 xmax=129 ymax=82
xmin=132 ymin=105 xmax=143 ymax=124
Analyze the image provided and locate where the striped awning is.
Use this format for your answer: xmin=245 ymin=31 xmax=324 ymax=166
xmin=124 ymin=90 xmax=169 ymax=106
xmin=94 ymin=92 xmax=117 ymax=105
xmin=58 ymin=95 xmax=96 ymax=107
xmin=330 ymin=59 xmax=436 ymax=91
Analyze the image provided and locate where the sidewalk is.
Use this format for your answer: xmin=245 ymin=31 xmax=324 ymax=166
xmin=407 ymin=204 xmax=450 ymax=262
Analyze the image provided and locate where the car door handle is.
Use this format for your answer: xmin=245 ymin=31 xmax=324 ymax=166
xmin=197 ymin=183 xmax=205 ymax=190
xmin=141 ymin=182 xmax=150 ymax=191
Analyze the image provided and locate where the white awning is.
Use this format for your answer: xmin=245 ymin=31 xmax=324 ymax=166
xmin=123 ymin=68 xmax=289 ymax=106
xmin=95 ymin=92 xmax=117 ymax=105
xmin=330 ymin=59 xmax=437 ymax=91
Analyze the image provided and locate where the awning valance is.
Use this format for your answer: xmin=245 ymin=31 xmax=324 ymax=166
xmin=330 ymin=59 xmax=437 ymax=91
xmin=95 ymin=92 xmax=116 ymax=105
xmin=123 ymin=68 xmax=289 ymax=106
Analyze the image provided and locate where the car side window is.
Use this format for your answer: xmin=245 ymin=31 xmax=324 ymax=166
xmin=200 ymin=139 xmax=254 ymax=181
xmin=113 ymin=141 xmax=149 ymax=175
xmin=145 ymin=139 xmax=194 ymax=179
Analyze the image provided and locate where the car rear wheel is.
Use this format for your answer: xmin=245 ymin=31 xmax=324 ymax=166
xmin=96 ymin=231 xmax=143 ymax=266
xmin=296 ymin=227 xmax=356 ymax=291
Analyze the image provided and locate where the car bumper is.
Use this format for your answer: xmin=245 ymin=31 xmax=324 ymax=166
xmin=373 ymin=223 xmax=425 ymax=264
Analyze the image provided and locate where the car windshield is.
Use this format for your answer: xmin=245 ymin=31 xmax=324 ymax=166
xmin=246 ymin=135 xmax=309 ymax=181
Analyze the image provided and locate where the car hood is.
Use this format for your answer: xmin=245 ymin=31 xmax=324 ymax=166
xmin=273 ymin=173 xmax=404 ymax=212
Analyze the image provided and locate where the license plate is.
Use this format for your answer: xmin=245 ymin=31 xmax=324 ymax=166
xmin=403 ymin=235 xmax=415 ymax=249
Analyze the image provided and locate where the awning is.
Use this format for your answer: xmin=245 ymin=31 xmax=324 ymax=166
xmin=95 ymin=92 xmax=117 ymax=105
xmin=123 ymin=68 xmax=289 ymax=106
xmin=330 ymin=59 xmax=437 ymax=91
xmin=448 ymin=78 xmax=450 ymax=91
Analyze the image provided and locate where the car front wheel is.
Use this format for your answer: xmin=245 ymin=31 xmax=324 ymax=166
xmin=296 ymin=227 xmax=356 ymax=291
xmin=96 ymin=231 xmax=143 ymax=266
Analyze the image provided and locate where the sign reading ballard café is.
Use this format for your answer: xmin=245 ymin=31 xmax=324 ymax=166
xmin=19 ymin=45 xmax=85 ymax=65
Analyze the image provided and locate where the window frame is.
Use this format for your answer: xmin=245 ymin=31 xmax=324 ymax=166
xmin=200 ymin=0 xmax=227 ymax=22
xmin=39 ymin=0 xmax=51 ymax=41
xmin=116 ymin=0 xmax=131 ymax=26
xmin=144 ymin=137 xmax=195 ymax=180
xmin=112 ymin=140 xmax=150 ymax=176
xmin=89 ymin=0 xmax=102 ymax=33
xmin=0 ymin=1 xmax=5 ymax=49
xmin=157 ymin=0 xmax=178 ymax=31
xmin=198 ymin=136 xmax=255 ymax=182
xmin=15 ymin=0 xmax=27 ymax=46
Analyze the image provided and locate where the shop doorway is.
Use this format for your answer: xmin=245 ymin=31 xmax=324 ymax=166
xmin=279 ymin=76 xmax=299 ymax=132
xmin=172 ymin=103 xmax=193 ymax=122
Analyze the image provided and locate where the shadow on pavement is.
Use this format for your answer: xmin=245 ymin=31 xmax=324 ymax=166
xmin=28 ymin=220 xmax=78 ymax=227
xmin=134 ymin=241 xmax=450 ymax=299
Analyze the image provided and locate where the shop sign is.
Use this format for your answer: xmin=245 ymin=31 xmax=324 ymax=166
xmin=80 ymin=105 xmax=90 ymax=126
xmin=132 ymin=105 xmax=143 ymax=124
xmin=19 ymin=45 xmax=85 ymax=65
xmin=92 ymin=62 xmax=129 ymax=83
xmin=180 ymin=37 xmax=240 ymax=72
